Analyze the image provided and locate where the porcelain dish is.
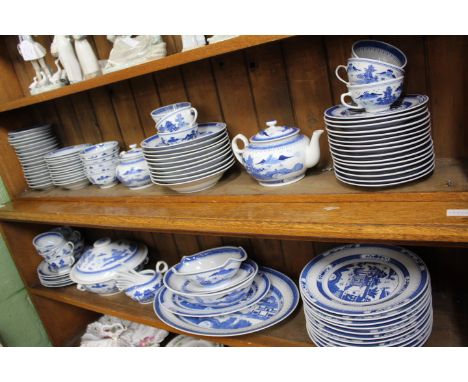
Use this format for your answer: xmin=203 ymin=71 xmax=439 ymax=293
xmin=80 ymin=142 xmax=120 ymax=188
xmin=299 ymin=244 xmax=433 ymax=346
xmin=116 ymin=144 xmax=152 ymax=190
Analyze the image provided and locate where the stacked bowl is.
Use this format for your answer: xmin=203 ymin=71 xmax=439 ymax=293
xmin=142 ymin=121 xmax=235 ymax=193
xmin=154 ymin=246 xmax=299 ymax=337
xmin=33 ymin=227 xmax=85 ymax=288
xmin=299 ymin=244 xmax=433 ymax=347
xmin=79 ymin=141 xmax=120 ymax=188
xmin=44 ymin=144 xmax=91 ymax=190
xmin=8 ymin=124 xmax=60 ymax=190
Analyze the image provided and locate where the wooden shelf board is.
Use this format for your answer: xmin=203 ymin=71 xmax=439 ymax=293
xmin=28 ymin=285 xmax=311 ymax=347
xmin=0 ymin=36 xmax=291 ymax=113
xmin=28 ymin=285 xmax=467 ymax=347
xmin=0 ymin=159 xmax=466 ymax=243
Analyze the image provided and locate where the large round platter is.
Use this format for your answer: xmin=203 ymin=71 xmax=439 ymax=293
xmin=158 ymin=272 xmax=270 ymax=317
xmin=324 ymin=95 xmax=429 ymax=121
xmin=154 ymin=267 xmax=299 ymax=337
xmin=300 ymin=244 xmax=429 ymax=316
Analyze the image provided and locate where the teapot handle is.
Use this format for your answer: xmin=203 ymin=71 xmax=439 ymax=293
xmin=335 ymin=65 xmax=349 ymax=85
xmin=231 ymin=134 xmax=249 ymax=165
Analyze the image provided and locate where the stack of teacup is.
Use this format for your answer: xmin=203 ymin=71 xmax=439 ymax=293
xmin=79 ymin=141 xmax=120 ymax=189
xmin=115 ymin=261 xmax=169 ymax=304
xmin=336 ymin=40 xmax=407 ymax=113
xmin=33 ymin=227 xmax=84 ymax=288
xmin=151 ymin=102 xmax=199 ymax=145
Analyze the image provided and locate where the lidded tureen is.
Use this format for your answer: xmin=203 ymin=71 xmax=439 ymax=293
xmin=231 ymin=120 xmax=324 ymax=186
xmin=116 ymin=144 xmax=152 ymax=190
xmin=69 ymin=237 xmax=148 ymax=295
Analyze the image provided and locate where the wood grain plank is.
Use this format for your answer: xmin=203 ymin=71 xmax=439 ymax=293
xmin=0 ymin=37 xmax=24 ymax=102
xmin=54 ymin=97 xmax=85 ymax=144
xmin=69 ymin=93 xmax=103 ymax=143
xmin=173 ymin=234 xmax=201 ymax=258
xmin=154 ymin=67 xmax=188 ymax=105
xmin=281 ymin=240 xmax=316 ymax=280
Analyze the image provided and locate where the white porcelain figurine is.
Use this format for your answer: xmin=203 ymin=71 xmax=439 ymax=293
xmin=181 ymin=35 xmax=206 ymax=51
xmin=51 ymin=35 xmax=83 ymax=83
xmin=72 ymin=35 xmax=101 ymax=79
xmin=232 ymin=120 xmax=324 ymax=186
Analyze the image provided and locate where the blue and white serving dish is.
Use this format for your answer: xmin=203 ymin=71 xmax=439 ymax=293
xmin=158 ymin=271 xmax=270 ymax=317
xmin=116 ymin=144 xmax=152 ymax=190
xmin=352 ymin=40 xmax=407 ymax=69
xmin=154 ymin=267 xmax=299 ymax=337
xmin=173 ymin=246 xmax=247 ymax=287
xmin=299 ymin=244 xmax=433 ymax=346
xmin=232 ymin=120 xmax=324 ymax=187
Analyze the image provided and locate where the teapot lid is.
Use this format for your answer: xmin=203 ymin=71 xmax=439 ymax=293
xmin=70 ymin=237 xmax=147 ymax=283
xmin=250 ymin=120 xmax=299 ymax=143
xmin=120 ymin=144 xmax=144 ymax=160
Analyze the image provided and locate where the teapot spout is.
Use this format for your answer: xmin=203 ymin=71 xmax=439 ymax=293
xmin=305 ymin=129 xmax=324 ymax=168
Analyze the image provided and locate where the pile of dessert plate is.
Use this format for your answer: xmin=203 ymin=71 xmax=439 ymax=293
xmin=7 ymin=124 xmax=60 ymax=190
xmin=44 ymin=144 xmax=92 ymax=190
xmin=299 ymin=244 xmax=433 ymax=347
xmin=324 ymin=95 xmax=435 ymax=188
xmin=154 ymin=246 xmax=299 ymax=337
xmin=141 ymin=122 xmax=235 ymax=193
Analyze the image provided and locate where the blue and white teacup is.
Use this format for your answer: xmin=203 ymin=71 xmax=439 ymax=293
xmin=150 ymin=102 xmax=192 ymax=125
xmin=336 ymin=58 xmax=405 ymax=85
xmin=340 ymin=76 xmax=404 ymax=113
xmin=158 ymin=124 xmax=199 ymax=146
xmin=47 ymin=251 xmax=75 ymax=273
xmin=156 ymin=107 xmax=198 ymax=133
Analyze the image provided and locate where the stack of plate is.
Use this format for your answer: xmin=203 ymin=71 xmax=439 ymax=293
xmin=154 ymin=246 xmax=299 ymax=337
xmin=141 ymin=123 xmax=235 ymax=193
xmin=324 ymin=95 xmax=435 ymax=187
xmin=37 ymin=260 xmax=75 ymax=287
xmin=7 ymin=124 xmax=60 ymax=190
xmin=44 ymin=144 xmax=91 ymax=190
xmin=299 ymin=244 xmax=433 ymax=347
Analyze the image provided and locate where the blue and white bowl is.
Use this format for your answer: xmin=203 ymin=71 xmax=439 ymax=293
xmin=79 ymin=141 xmax=119 ymax=161
xmin=352 ymin=40 xmax=407 ymax=69
xmin=336 ymin=58 xmax=405 ymax=85
xmin=80 ymin=141 xmax=120 ymax=188
xmin=173 ymin=246 xmax=248 ymax=287
xmin=341 ymin=77 xmax=404 ymax=113
xmin=159 ymin=124 xmax=199 ymax=146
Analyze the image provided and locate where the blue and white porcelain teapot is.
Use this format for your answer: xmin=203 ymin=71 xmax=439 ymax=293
xmin=232 ymin=121 xmax=324 ymax=186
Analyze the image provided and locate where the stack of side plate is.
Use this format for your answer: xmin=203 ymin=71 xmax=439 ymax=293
xmin=154 ymin=258 xmax=299 ymax=337
xmin=7 ymin=124 xmax=60 ymax=190
xmin=324 ymin=95 xmax=435 ymax=187
xmin=37 ymin=260 xmax=75 ymax=288
xmin=299 ymin=244 xmax=433 ymax=347
xmin=141 ymin=123 xmax=235 ymax=193
xmin=44 ymin=144 xmax=92 ymax=190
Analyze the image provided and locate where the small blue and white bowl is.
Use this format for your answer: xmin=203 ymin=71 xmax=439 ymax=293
xmin=336 ymin=57 xmax=405 ymax=86
xmin=159 ymin=124 xmax=199 ymax=146
xmin=150 ymin=102 xmax=192 ymax=125
xmin=79 ymin=141 xmax=119 ymax=161
xmin=341 ymin=76 xmax=404 ymax=113
xmin=173 ymin=246 xmax=247 ymax=287
xmin=352 ymin=40 xmax=407 ymax=69
xmin=156 ymin=107 xmax=198 ymax=133
xmin=77 ymin=281 xmax=120 ymax=295
xmin=86 ymin=168 xmax=119 ymax=189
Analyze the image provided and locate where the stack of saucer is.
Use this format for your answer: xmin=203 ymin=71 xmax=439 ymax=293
xmin=299 ymin=244 xmax=433 ymax=347
xmin=7 ymin=124 xmax=60 ymax=190
xmin=44 ymin=144 xmax=91 ymax=190
xmin=154 ymin=246 xmax=299 ymax=337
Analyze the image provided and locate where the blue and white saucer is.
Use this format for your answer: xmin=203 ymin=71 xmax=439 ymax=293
xmin=164 ymin=259 xmax=258 ymax=297
xmin=158 ymin=272 xmax=270 ymax=317
xmin=154 ymin=267 xmax=299 ymax=337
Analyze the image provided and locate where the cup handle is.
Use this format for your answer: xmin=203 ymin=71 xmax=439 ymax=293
xmin=231 ymin=134 xmax=249 ymax=165
xmin=156 ymin=261 xmax=168 ymax=274
xmin=335 ymin=65 xmax=349 ymax=85
xmin=77 ymin=284 xmax=86 ymax=291
xmin=340 ymin=92 xmax=362 ymax=110
xmin=190 ymin=107 xmax=198 ymax=123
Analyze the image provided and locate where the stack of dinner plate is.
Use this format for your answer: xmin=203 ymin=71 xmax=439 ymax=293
xmin=7 ymin=124 xmax=60 ymax=190
xmin=299 ymin=244 xmax=433 ymax=347
xmin=141 ymin=123 xmax=235 ymax=193
xmin=44 ymin=144 xmax=92 ymax=190
xmin=324 ymin=95 xmax=435 ymax=187
xmin=154 ymin=246 xmax=299 ymax=337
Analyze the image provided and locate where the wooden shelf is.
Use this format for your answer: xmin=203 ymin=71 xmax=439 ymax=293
xmin=0 ymin=159 xmax=466 ymax=244
xmin=29 ymin=285 xmax=311 ymax=347
xmin=28 ymin=284 xmax=467 ymax=347
xmin=0 ymin=36 xmax=291 ymax=113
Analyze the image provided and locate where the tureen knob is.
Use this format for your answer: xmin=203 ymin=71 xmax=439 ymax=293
xmin=129 ymin=144 xmax=137 ymax=150
xmin=94 ymin=237 xmax=111 ymax=248
xmin=266 ymin=120 xmax=278 ymax=128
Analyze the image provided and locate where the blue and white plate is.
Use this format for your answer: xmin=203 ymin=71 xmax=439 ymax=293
xmin=154 ymin=267 xmax=299 ymax=337
xmin=164 ymin=259 xmax=258 ymax=297
xmin=300 ymin=244 xmax=429 ymax=316
xmin=324 ymin=95 xmax=429 ymax=120
xmin=158 ymin=272 xmax=271 ymax=317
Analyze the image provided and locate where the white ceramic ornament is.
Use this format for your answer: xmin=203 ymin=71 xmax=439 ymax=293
xmin=51 ymin=35 xmax=83 ymax=83
xmin=72 ymin=35 xmax=101 ymax=79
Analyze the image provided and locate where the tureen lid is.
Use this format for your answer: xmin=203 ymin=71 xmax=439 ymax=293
xmin=69 ymin=237 xmax=148 ymax=284
xmin=250 ymin=120 xmax=299 ymax=143
xmin=120 ymin=144 xmax=144 ymax=160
